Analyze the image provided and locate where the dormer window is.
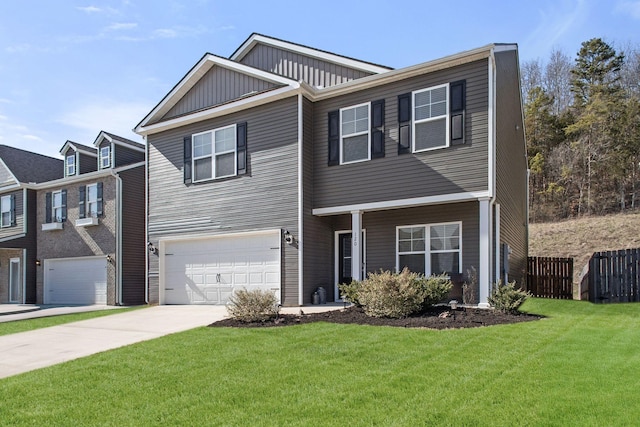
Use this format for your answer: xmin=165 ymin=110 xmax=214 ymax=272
xmin=100 ymin=146 xmax=111 ymax=169
xmin=66 ymin=154 xmax=76 ymax=176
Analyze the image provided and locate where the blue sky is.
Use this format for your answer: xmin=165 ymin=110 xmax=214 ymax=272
xmin=1 ymin=0 xmax=638 ymax=158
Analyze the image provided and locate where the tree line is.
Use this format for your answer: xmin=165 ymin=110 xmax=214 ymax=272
xmin=522 ymin=38 xmax=640 ymax=222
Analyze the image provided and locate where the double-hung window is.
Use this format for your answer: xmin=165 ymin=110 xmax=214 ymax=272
xmin=340 ymin=103 xmax=370 ymax=164
xmin=66 ymin=154 xmax=76 ymax=176
xmin=1 ymin=195 xmax=12 ymax=227
xmin=86 ymin=184 xmax=98 ymax=217
xmin=193 ymin=124 xmax=236 ymax=182
xmin=100 ymin=146 xmax=110 ymax=169
xmin=397 ymin=222 xmax=461 ymax=276
xmin=52 ymin=191 xmax=64 ymax=222
xmin=413 ymin=83 xmax=449 ymax=152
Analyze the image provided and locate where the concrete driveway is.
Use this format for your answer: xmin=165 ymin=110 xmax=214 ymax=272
xmin=0 ymin=305 xmax=225 ymax=379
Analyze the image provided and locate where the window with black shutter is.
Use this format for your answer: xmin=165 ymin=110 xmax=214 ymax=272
xmin=183 ymin=136 xmax=192 ymax=184
xmin=78 ymin=186 xmax=86 ymax=219
xmin=397 ymin=93 xmax=411 ymax=154
xmin=450 ymin=80 xmax=466 ymax=145
xmin=371 ymin=99 xmax=385 ymax=158
xmin=237 ymin=122 xmax=247 ymax=175
xmin=328 ymin=110 xmax=340 ymax=166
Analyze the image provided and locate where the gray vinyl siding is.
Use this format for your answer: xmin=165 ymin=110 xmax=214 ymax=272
xmin=79 ymin=152 xmax=98 ymax=175
xmin=162 ymin=66 xmax=278 ymax=121
xmin=114 ymin=144 xmax=145 ymax=167
xmin=0 ymin=189 xmax=24 ymax=240
xmin=302 ymin=96 xmax=335 ymax=303
xmin=0 ymin=163 xmax=16 ymax=188
xmin=240 ymin=44 xmax=373 ymax=88
xmin=147 ymin=96 xmax=300 ymax=305
xmin=313 ymin=59 xmax=490 ymax=209
xmin=494 ymin=50 xmax=528 ymax=286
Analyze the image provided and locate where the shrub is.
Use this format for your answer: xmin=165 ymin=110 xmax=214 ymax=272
xmin=357 ymin=269 xmax=425 ymax=318
xmin=488 ymin=281 xmax=531 ymax=314
xmin=421 ymin=274 xmax=454 ymax=307
xmin=226 ymin=288 xmax=279 ymax=323
xmin=338 ymin=280 xmax=362 ymax=306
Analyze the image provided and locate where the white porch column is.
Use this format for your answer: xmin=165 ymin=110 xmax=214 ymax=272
xmin=351 ymin=210 xmax=363 ymax=281
xmin=478 ymin=198 xmax=492 ymax=308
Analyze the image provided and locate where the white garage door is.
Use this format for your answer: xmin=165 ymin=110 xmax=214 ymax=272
xmin=163 ymin=232 xmax=281 ymax=305
xmin=44 ymin=257 xmax=108 ymax=305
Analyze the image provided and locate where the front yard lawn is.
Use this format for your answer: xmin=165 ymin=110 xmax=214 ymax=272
xmin=1 ymin=298 xmax=639 ymax=426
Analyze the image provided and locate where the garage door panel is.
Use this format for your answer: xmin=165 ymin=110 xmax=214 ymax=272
xmin=164 ymin=232 xmax=281 ymax=305
xmin=45 ymin=258 xmax=107 ymax=305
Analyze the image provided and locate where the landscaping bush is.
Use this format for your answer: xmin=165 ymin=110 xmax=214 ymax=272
xmin=421 ymin=274 xmax=454 ymax=307
xmin=226 ymin=288 xmax=279 ymax=323
xmin=338 ymin=280 xmax=362 ymax=306
xmin=357 ymin=269 xmax=425 ymax=318
xmin=489 ymin=281 xmax=531 ymax=314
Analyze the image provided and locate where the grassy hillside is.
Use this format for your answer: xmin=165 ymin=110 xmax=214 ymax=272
xmin=529 ymin=210 xmax=640 ymax=286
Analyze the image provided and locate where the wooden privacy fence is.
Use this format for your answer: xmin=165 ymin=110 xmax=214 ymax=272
xmin=527 ymin=257 xmax=574 ymax=299
xmin=584 ymin=248 xmax=640 ymax=303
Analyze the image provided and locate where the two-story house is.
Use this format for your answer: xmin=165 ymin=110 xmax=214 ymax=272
xmin=35 ymin=131 xmax=146 ymax=305
xmin=135 ymin=34 xmax=528 ymax=307
xmin=0 ymin=146 xmax=63 ymax=305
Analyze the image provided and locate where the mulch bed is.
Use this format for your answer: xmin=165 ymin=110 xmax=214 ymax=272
xmin=209 ymin=305 xmax=542 ymax=329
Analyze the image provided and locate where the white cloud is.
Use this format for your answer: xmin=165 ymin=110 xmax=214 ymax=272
xmin=56 ymin=100 xmax=151 ymax=143
xmin=152 ymin=28 xmax=178 ymax=39
xmin=0 ymin=99 xmax=10 ymax=104
xmin=0 ymin=115 xmax=7 ymax=120
xmin=21 ymin=134 xmax=43 ymax=142
xmin=106 ymin=22 xmax=138 ymax=31
xmin=5 ymin=43 xmax=31 ymax=53
xmin=615 ymin=1 xmax=640 ymax=19
xmin=76 ymin=6 xmax=103 ymax=13
xmin=524 ymin=0 xmax=589 ymax=58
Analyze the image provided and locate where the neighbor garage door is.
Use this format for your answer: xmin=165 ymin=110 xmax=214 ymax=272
xmin=45 ymin=257 xmax=108 ymax=305
xmin=162 ymin=231 xmax=281 ymax=305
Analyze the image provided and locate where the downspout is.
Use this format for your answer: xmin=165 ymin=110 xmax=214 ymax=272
xmin=144 ymin=136 xmax=149 ymax=304
xmin=111 ymin=169 xmax=123 ymax=305
xmin=297 ymin=93 xmax=304 ymax=306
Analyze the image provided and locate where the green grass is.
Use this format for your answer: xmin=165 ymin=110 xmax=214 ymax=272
xmin=2 ymin=299 xmax=640 ymax=426
xmin=0 ymin=307 xmax=143 ymax=337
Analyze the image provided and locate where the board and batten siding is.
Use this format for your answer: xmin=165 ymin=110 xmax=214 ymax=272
xmin=0 ymin=189 xmax=24 ymax=241
xmin=313 ymin=59 xmax=490 ymax=209
xmin=239 ymin=44 xmax=374 ymax=88
xmin=161 ymin=66 xmax=278 ymax=121
xmin=119 ymin=166 xmax=146 ymax=305
xmin=147 ymin=96 xmax=300 ymax=305
xmin=78 ymin=152 xmax=98 ymax=175
xmin=114 ymin=144 xmax=144 ymax=167
xmin=494 ymin=50 xmax=528 ymax=286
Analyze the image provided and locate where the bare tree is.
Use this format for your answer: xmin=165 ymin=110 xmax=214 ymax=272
xmin=544 ymin=48 xmax=572 ymax=115
xmin=521 ymin=59 xmax=543 ymax=104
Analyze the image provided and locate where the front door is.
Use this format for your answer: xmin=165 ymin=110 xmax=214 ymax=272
xmin=9 ymin=258 xmax=21 ymax=303
xmin=335 ymin=230 xmax=366 ymax=300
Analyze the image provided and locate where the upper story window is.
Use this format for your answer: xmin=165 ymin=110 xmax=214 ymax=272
xmin=340 ymin=103 xmax=370 ymax=164
xmin=79 ymin=183 xmax=103 ymax=219
xmin=183 ymin=122 xmax=247 ymax=185
xmin=398 ymin=80 xmax=466 ymax=155
xmin=397 ymin=222 xmax=462 ymax=276
xmin=52 ymin=191 xmax=63 ymax=222
xmin=100 ymin=146 xmax=111 ymax=169
xmin=0 ymin=195 xmax=13 ymax=228
xmin=66 ymin=154 xmax=76 ymax=176
xmin=87 ymin=184 xmax=99 ymax=217
xmin=193 ymin=124 xmax=237 ymax=182
xmin=413 ymin=84 xmax=449 ymax=152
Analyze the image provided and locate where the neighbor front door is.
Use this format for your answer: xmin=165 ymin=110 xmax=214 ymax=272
xmin=335 ymin=230 xmax=365 ymax=300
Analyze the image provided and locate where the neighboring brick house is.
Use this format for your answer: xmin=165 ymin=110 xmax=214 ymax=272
xmin=35 ymin=131 xmax=146 ymax=305
xmin=0 ymin=145 xmax=62 ymax=304
xmin=135 ymin=34 xmax=528 ymax=307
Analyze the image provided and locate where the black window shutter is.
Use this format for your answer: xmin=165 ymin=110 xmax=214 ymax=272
xmin=183 ymin=136 xmax=192 ymax=184
xmin=10 ymin=194 xmax=16 ymax=226
xmin=61 ymin=189 xmax=67 ymax=222
xmin=96 ymin=182 xmax=103 ymax=217
xmin=45 ymin=192 xmax=52 ymax=223
xmin=78 ymin=186 xmax=86 ymax=219
xmin=236 ymin=122 xmax=247 ymax=175
xmin=371 ymin=99 xmax=385 ymax=158
xmin=328 ymin=110 xmax=340 ymax=166
xmin=450 ymin=80 xmax=466 ymax=145
xmin=397 ymin=93 xmax=412 ymax=154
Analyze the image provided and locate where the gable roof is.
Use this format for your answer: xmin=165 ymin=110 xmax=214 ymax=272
xmin=94 ymin=131 xmax=145 ymax=152
xmin=60 ymin=140 xmax=97 ymax=157
xmin=134 ymin=52 xmax=300 ymax=133
xmin=0 ymin=145 xmax=63 ymax=184
xmin=230 ymin=33 xmax=393 ymax=74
